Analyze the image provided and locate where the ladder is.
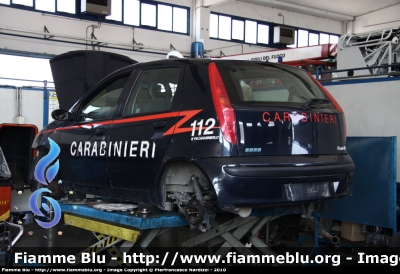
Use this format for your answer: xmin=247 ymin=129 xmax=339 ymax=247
xmin=337 ymin=27 xmax=400 ymax=74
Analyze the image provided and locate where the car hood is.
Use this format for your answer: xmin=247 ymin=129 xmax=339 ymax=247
xmin=49 ymin=50 xmax=137 ymax=110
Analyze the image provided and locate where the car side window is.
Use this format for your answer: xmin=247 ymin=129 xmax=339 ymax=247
xmin=124 ymin=67 xmax=179 ymax=115
xmin=78 ymin=75 xmax=130 ymax=122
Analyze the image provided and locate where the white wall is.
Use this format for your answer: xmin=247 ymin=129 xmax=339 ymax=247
xmin=327 ymin=79 xmax=400 ymax=181
xmin=0 ymin=87 xmax=16 ymax=125
xmin=351 ymin=4 xmax=400 ymax=34
xmin=0 ymin=87 xmax=45 ymax=130
xmin=0 ymin=4 xmax=189 ymax=63
xmin=199 ymin=1 xmax=343 ymax=56
xmin=1 ymin=1 xmax=399 ymax=60
xmin=0 ymin=0 xmax=342 ymax=61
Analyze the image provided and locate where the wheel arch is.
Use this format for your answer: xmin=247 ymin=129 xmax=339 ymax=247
xmin=156 ymin=158 xmax=213 ymax=208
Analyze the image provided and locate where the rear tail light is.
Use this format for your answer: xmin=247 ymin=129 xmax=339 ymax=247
xmin=307 ymin=72 xmax=347 ymax=141
xmin=208 ymin=62 xmax=237 ymax=145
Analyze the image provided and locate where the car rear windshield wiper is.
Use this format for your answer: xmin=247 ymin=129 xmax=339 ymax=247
xmin=301 ymin=98 xmax=331 ymax=110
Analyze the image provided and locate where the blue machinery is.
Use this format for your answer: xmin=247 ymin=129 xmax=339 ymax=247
xmin=57 ymin=136 xmax=397 ymax=266
xmin=321 ymin=136 xmax=397 ymax=233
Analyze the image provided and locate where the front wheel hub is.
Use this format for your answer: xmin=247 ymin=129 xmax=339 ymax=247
xmin=184 ymin=198 xmax=204 ymax=228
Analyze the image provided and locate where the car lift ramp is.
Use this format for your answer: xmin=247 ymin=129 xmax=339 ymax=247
xmin=181 ymin=212 xmax=284 ymax=266
xmin=59 ymin=202 xmax=298 ymax=267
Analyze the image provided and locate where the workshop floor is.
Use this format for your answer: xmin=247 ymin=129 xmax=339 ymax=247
xmin=10 ymin=212 xmax=204 ymax=252
xmin=6 ymin=212 xmax=389 ymax=267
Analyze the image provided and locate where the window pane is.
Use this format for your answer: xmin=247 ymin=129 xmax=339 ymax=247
xmin=106 ymin=0 xmax=122 ymax=21
xmin=245 ymin=20 xmax=256 ymax=44
xmin=124 ymin=68 xmax=179 ymax=115
xmin=36 ymin=0 xmax=54 ymax=12
xmin=0 ymin=0 xmax=10 ymax=4
xmin=232 ymin=20 xmax=244 ymax=40
xmin=320 ymin=33 xmax=329 ymax=44
xmin=124 ymin=0 xmax=139 ymax=26
xmin=287 ymin=30 xmax=297 ymax=48
xmin=218 ymin=15 xmax=231 ymax=40
xmin=12 ymin=0 xmax=32 ymax=6
xmin=57 ymin=0 xmax=75 ymax=13
xmin=141 ymin=3 xmax=156 ymax=27
xmin=79 ymin=75 xmax=129 ymax=122
xmin=330 ymin=35 xmax=339 ymax=44
xmin=157 ymin=5 xmax=172 ymax=31
xmin=309 ymin=33 xmax=319 ymax=46
xmin=257 ymin=24 xmax=269 ymax=44
xmin=209 ymin=14 xmax=218 ymax=38
xmin=219 ymin=63 xmax=327 ymax=103
xmin=173 ymin=7 xmax=187 ymax=33
xmin=298 ymin=29 xmax=308 ymax=47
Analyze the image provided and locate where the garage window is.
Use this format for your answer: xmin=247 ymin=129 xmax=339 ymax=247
xmin=218 ymin=15 xmax=232 ymax=40
xmin=57 ymin=0 xmax=75 ymax=13
xmin=245 ymin=20 xmax=257 ymax=44
xmin=106 ymin=0 xmax=122 ymax=21
xmin=2 ymin=0 xmax=190 ymax=35
xmin=210 ymin=12 xmax=339 ymax=48
xmin=12 ymin=0 xmax=32 ymax=6
xmin=140 ymin=2 xmax=156 ymax=27
xmin=232 ymin=19 xmax=244 ymax=40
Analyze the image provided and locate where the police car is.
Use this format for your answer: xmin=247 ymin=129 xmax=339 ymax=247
xmin=30 ymin=50 xmax=354 ymax=231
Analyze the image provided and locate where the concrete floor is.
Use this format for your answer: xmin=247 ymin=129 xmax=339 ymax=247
xmin=5 ymin=208 xmax=388 ymax=267
xmin=7 ymin=210 xmax=301 ymax=266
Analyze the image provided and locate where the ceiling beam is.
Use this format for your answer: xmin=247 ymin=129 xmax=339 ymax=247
xmin=201 ymin=0 xmax=236 ymax=8
xmin=239 ymin=0 xmax=354 ymax=21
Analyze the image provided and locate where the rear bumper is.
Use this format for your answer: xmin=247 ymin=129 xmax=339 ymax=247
xmin=224 ymin=162 xmax=354 ymax=177
xmin=194 ymin=155 xmax=354 ymax=209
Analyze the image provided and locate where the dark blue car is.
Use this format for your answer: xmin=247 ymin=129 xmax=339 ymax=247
xmin=29 ymin=50 xmax=354 ymax=231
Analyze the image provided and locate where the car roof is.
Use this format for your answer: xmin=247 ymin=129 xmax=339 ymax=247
xmin=51 ymin=51 xmax=301 ymax=111
xmin=112 ymin=57 xmax=300 ymax=74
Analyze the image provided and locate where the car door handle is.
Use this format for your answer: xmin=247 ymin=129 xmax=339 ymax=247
xmin=153 ymin=121 xmax=166 ymax=128
xmin=95 ymin=128 xmax=106 ymax=135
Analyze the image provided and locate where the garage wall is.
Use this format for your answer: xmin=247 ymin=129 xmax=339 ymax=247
xmin=195 ymin=1 xmax=343 ymax=56
xmin=0 ymin=1 xmax=343 ymax=61
xmin=326 ymin=78 xmax=400 ymax=181
xmin=0 ymin=86 xmax=45 ymax=130
xmin=352 ymin=4 xmax=400 ymax=35
xmin=1 ymin=2 xmax=399 ymax=60
xmin=0 ymin=5 xmax=181 ymax=63
xmin=0 ymin=87 xmax=16 ymax=125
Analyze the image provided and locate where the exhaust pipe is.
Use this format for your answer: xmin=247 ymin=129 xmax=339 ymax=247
xmin=320 ymin=229 xmax=340 ymax=244
xmin=310 ymin=221 xmax=340 ymax=245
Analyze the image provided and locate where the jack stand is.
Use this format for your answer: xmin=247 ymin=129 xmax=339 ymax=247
xmin=304 ymin=212 xmax=329 ymax=266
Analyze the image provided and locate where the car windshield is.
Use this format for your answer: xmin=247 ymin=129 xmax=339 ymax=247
xmin=216 ymin=61 xmax=330 ymax=106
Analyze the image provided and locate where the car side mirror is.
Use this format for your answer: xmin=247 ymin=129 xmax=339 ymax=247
xmin=51 ymin=109 xmax=74 ymax=121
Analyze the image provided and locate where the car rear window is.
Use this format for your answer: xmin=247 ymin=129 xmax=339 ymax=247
xmin=216 ymin=61 xmax=330 ymax=106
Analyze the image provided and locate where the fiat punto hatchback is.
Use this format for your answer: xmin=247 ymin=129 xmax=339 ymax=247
xmin=30 ymin=51 xmax=354 ymax=231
